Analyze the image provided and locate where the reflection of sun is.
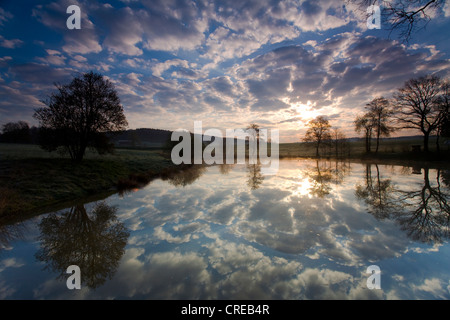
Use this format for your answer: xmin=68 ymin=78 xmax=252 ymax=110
xmin=292 ymin=177 xmax=313 ymax=197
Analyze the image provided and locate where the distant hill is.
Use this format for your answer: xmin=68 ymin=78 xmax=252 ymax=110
xmin=109 ymin=129 xmax=439 ymax=149
xmin=108 ymin=128 xmax=173 ymax=148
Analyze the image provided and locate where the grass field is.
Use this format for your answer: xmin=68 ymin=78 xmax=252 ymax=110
xmin=279 ymin=136 xmax=450 ymax=159
xmin=0 ymin=143 xmax=176 ymax=221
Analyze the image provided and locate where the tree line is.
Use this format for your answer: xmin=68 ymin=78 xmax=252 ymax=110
xmin=2 ymin=72 xmax=449 ymax=161
xmin=1 ymin=71 xmax=128 ymax=162
xmin=303 ymin=74 xmax=450 ymax=157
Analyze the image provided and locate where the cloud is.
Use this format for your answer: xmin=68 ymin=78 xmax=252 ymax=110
xmin=0 ymin=36 xmax=23 ymax=49
xmin=32 ymin=0 xmax=102 ymax=54
xmin=36 ymin=49 xmax=66 ymax=66
xmin=412 ymin=278 xmax=450 ymax=299
xmin=151 ymin=59 xmax=190 ymax=77
xmin=96 ymin=6 xmax=143 ymax=56
xmin=138 ymin=0 xmax=209 ymax=52
xmin=0 ymin=7 xmax=13 ymax=26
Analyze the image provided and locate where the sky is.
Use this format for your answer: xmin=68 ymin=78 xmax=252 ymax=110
xmin=1 ymin=0 xmax=450 ymax=142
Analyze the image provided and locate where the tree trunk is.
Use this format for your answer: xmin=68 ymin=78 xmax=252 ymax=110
xmin=75 ymin=144 xmax=87 ymax=162
xmin=375 ymin=127 xmax=381 ymax=153
xmin=423 ymin=132 xmax=430 ymax=153
xmin=365 ymin=134 xmax=371 ymax=153
xmin=436 ymin=131 xmax=440 ymax=154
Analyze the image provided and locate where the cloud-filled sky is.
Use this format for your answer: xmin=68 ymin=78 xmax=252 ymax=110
xmin=1 ymin=0 xmax=450 ymax=142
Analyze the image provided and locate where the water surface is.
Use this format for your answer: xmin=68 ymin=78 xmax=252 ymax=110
xmin=1 ymin=159 xmax=449 ymax=299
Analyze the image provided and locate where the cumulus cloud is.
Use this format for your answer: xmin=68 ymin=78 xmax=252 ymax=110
xmin=2 ymin=0 xmax=450 ymax=138
xmin=0 ymin=7 xmax=13 ymax=26
xmin=32 ymin=0 xmax=102 ymax=54
xmin=0 ymin=35 xmax=23 ymax=49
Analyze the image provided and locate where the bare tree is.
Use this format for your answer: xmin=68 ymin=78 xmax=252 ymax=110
xmin=366 ymin=97 xmax=394 ymax=153
xmin=394 ymin=168 xmax=450 ymax=243
xmin=247 ymin=122 xmax=260 ymax=157
xmin=303 ymin=116 xmax=332 ymax=157
xmin=436 ymin=80 xmax=450 ymax=151
xmin=354 ymin=113 xmax=376 ymax=153
xmin=348 ymin=0 xmax=446 ymax=43
xmin=34 ymin=71 xmax=128 ymax=162
xmin=393 ymin=75 xmax=444 ymax=152
xmin=332 ymin=128 xmax=349 ymax=158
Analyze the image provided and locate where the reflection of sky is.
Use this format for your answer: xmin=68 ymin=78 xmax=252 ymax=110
xmin=1 ymin=160 xmax=449 ymax=299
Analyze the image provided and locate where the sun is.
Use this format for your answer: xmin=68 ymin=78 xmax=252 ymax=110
xmin=291 ymin=101 xmax=321 ymax=123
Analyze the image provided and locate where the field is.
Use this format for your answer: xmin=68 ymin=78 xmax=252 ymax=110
xmin=279 ymin=136 xmax=450 ymax=160
xmin=0 ymin=143 xmax=176 ymax=221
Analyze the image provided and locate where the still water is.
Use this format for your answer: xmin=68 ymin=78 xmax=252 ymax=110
xmin=1 ymin=159 xmax=449 ymax=299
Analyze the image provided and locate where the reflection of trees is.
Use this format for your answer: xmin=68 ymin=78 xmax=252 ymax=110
xmin=164 ymin=165 xmax=207 ymax=187
xmin=35 ymin=202 xmax=129 ymax=289
xmin=0 ymin=222 xmax=26 ymax=255
xmin=306 ymin=160 xmax=351 ymax=198
xmin=218 ymin=164 xmax=234 ymax=175
xmin=394 ymin=168 xmax=450 ymax=244
xmin=356 ymin=164 xmax=450 ymax=244
xmin=246 ymin=162 xmax=264 ymax=190
xmin=442 ymin=170 xmax=450 ymax=188
xmin=355 ymin=164 xmax=396 ymax=219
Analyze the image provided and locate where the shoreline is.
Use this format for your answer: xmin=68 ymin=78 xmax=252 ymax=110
xmin=1 ymin=143 xmax=449 ymax=224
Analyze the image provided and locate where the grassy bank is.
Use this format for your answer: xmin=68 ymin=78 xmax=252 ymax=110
xmin=0 ymin=143 xmax=178 ymax=222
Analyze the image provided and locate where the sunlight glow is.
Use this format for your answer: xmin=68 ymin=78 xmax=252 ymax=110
xmin=293 ymin=176 xmax=314 ymax=198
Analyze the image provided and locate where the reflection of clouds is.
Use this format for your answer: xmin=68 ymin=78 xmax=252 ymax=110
xmin=71 ymin=162 xmax=450 ymax=298
xmin=153 ymin=222 xmax=208 ymax=244
xmin=105 ymin=162 xmax=449 ymax=299
xmin=0 ymin=280 xmax=17 ymax=299
xmin=0 ymin=257 xmax=24 ymax=272
xmin=2 ymin=160 xmax=449 ymax=299
xmin=119 ymin=161 xmax=444 ymax=273
xmin=412 ymin=278 xmax=450 ymax=299
xmin=108 ymin=248 xmax=213 ymax=299
xmin=107 ymin=238 xmax=384 ymax=299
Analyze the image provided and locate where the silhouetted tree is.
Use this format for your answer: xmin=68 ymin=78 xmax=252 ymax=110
xmin=436 ymin=80 xmax=450 ymax=151
xmin=164 ymin=165 xmax=207 ymax=187
xmin=347 ymin=0 xmax=446 ymax=43
xmin=393 ymin=75 xmax=445 ymax=152
xmin=354 ymin=113 xmax=375 ymax=153
xmin=0 ymin=121 xmax=31 ymax=143
xmin=33 ymin=71 xmax=128 ymax=162
xmin=366 ymin=97 xmax=394 ymax=153
xmin=394 ymin=168 xmax=450 ymax=243
xmin=35 ymin=202 xmax=129 ymax=289
xmin=246 ymin=123 xmax=260 ymax=161
xmin=355 ymin=164 xmax=396 ymax=219
xmin=303 ymin=116 xmax=332 ymax=157
xmin=332 ymin=128 xmax=349 ymax=158
xmin=247 ymin=162 xmax=264 ymax=190
xmin=305 ymin=160 xmax=333 ymax=198
xmin=356 ymin=164 xmax=450 ymax=243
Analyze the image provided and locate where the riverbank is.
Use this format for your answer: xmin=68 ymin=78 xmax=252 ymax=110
xmin=0 ymin=143 xmax=179 ymax=223
xmin=2 ymin=142 xmax=450 ymax=223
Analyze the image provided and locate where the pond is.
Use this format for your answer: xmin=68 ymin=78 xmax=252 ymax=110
xmin=1 ymin=159 xmax=449 ymax=299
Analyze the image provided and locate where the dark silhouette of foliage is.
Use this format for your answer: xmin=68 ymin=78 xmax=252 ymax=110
xmin=33 ymin=71 xmax=128 ymax=162
xmin=0 ymin=121 xmax=31 ymax=144
xmin=348 ymin=0 xmax=445 ymax=43
xmin=35 ymin=202 xmax=129 ymax=289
